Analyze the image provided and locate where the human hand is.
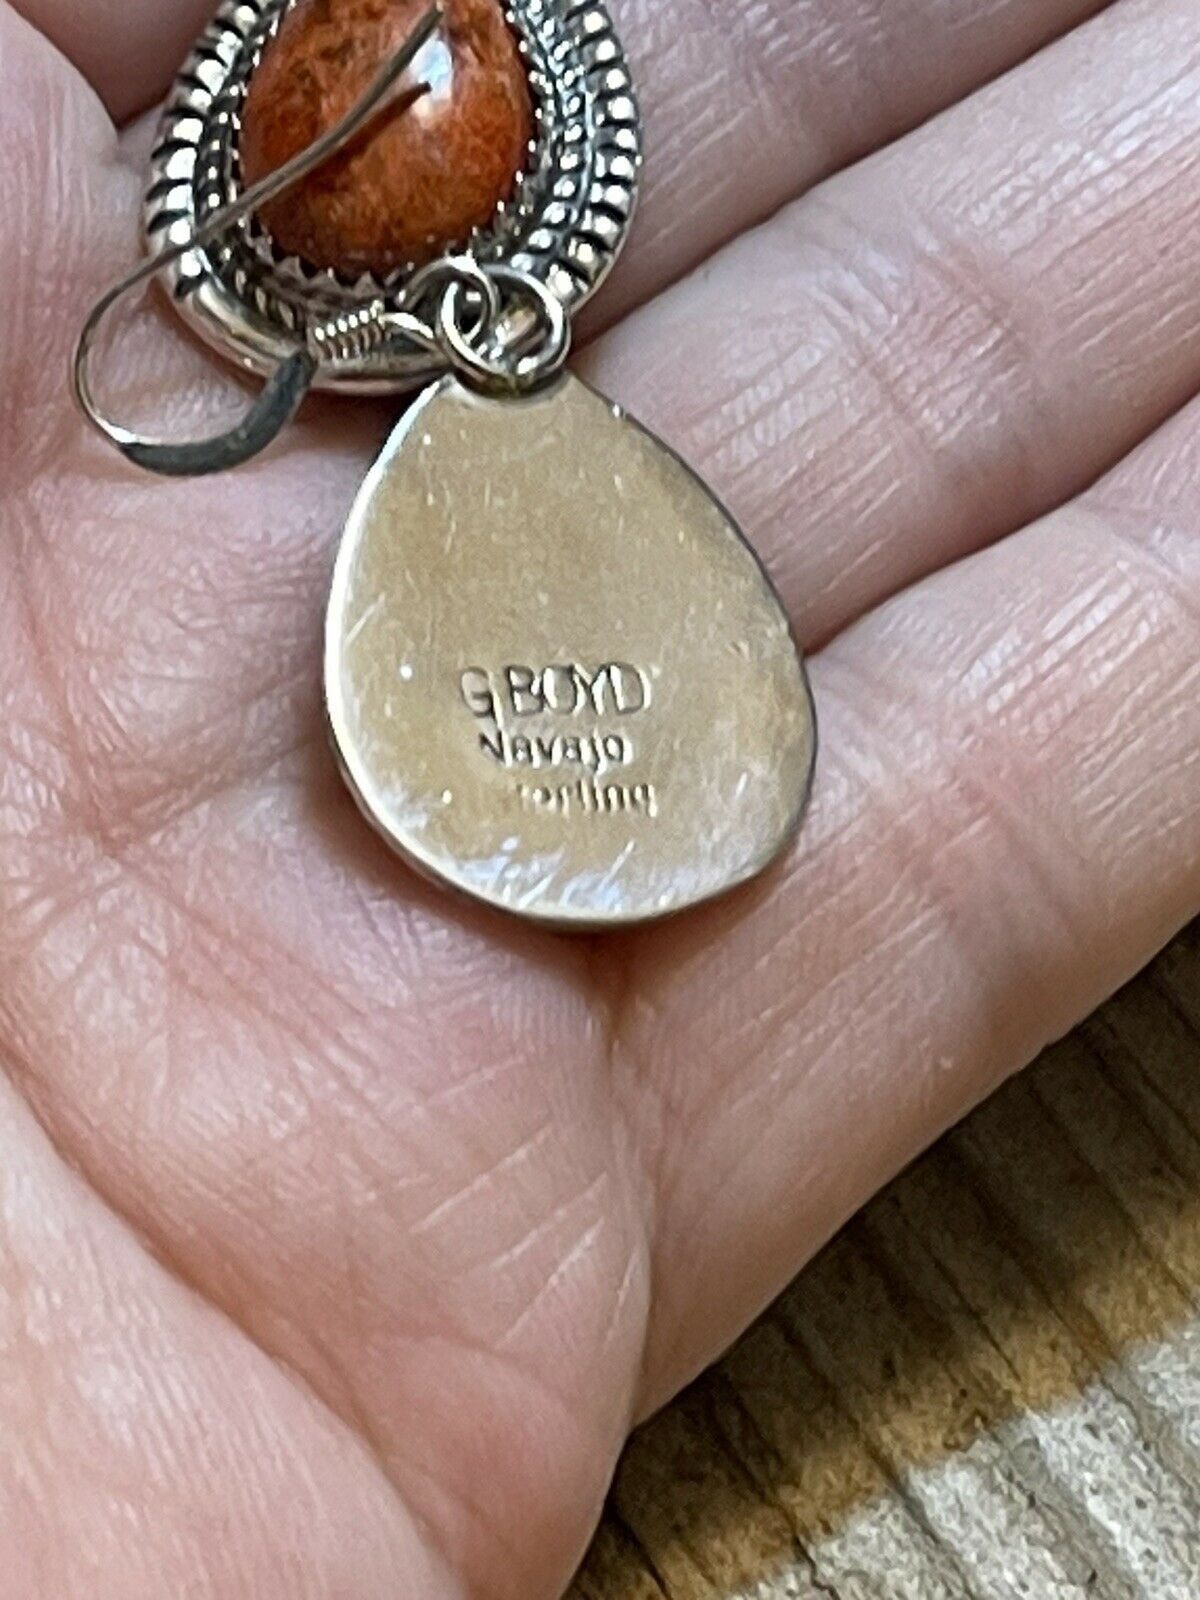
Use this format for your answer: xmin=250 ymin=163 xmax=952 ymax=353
xmin=2 ymin=0 xmax=1198 ymax=1593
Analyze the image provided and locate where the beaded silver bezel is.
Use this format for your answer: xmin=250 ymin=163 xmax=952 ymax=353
xmin=144 ymin=0 xmax=642 ymax=393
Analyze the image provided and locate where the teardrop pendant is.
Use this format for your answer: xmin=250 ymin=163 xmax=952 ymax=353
xmin=325 ymin=373 xmax=816 ymax=925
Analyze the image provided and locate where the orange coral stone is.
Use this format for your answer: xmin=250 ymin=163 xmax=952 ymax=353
xmin=240 ymin=0 xmax=533 ymax=275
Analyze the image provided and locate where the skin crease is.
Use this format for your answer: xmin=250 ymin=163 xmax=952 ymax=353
xmin=0 ymin=0 xmax=1198 ymax=1597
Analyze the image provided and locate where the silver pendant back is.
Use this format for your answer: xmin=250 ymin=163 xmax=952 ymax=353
xmin=325 ymin=374 xmax=816 ymax=927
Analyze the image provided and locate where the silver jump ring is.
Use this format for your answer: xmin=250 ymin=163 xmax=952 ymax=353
xmin=437 ymin=266 xmax=571 ymax=395
xmin=402 ymin=256 xmax=503 ymax=335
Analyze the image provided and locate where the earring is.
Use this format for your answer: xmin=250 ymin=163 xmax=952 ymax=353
xmin=75 ymin=0 xmax=816 ymax=928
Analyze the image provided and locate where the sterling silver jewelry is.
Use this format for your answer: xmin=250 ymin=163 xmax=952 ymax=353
xmin=74 ymin=0 xmax=817 ymax=928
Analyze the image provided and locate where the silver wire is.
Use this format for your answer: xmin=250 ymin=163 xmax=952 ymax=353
xmin=438 ymin=264 xmax=570 ymax=394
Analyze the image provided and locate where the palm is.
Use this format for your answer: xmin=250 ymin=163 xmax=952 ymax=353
xmin=3 ymin=0 xmax=1198 ymax=1594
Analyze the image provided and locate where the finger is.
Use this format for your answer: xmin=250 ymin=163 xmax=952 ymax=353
xmin=608 ymin=0 xmax=1112 ymax=319
xmin=627 ymin=394 xmax=1200 ymax=1409
xmin=21 ymin=0 xmax=1110 ymax=292
xmin=7 ymin=0 xmax=214 ymax=120
xmin=586 ymin=0 xmax=1200 ymax=646
xmin=0 ymin=1075 xmax=455 ymax=1599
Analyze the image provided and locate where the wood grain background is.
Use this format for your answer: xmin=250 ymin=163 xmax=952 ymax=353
xmin=574 ymin=921 xmax=1200 ymax=1599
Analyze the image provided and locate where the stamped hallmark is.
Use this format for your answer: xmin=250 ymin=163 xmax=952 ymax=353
xmin=520 ymin=780 xmax=659 ymax=818
xmin=461 ymin=662 xmax=653 ymax=720
xmin=459 ymin=660 xmax=653 ymax=786
xmin=477 ymin=725 xmax=636 ymax=778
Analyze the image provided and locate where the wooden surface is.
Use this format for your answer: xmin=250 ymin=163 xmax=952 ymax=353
xmin=575 ymin=921 xmax=1200 ymax=1600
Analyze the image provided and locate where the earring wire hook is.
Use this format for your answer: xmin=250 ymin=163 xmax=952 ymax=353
xmin=72 ymin=3 xmax=444 ymax=477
